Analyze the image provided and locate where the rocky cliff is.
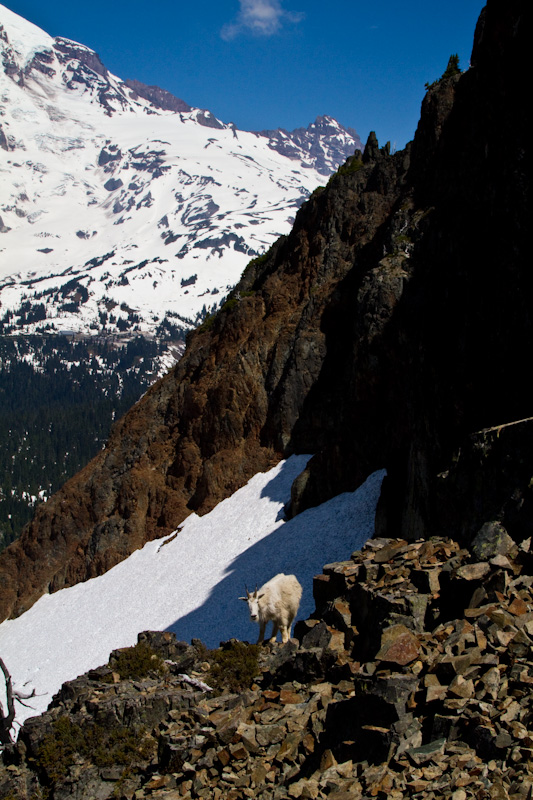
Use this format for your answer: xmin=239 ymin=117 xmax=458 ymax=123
xmin=0 ymin=0 xmax=529 ymax=622
xmin=3 ymin=530 xmax=533 ymax=799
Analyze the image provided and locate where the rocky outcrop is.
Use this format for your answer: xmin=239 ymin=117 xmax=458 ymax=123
xmin=258 ymin=115 xmax=363 ymax=176
xmin=0 ymin=0 xmax=529 ymax=622
xmin=3 ymin=532 xmax=533 ymax=799
xmin=53 ymin=38 xmax=108 ymax=78
xmin=125 ymin=79 xmax=191 ymax=113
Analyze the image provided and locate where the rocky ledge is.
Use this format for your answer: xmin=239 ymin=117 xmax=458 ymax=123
xmin=2 ymin=528 xmax=533 ymax=799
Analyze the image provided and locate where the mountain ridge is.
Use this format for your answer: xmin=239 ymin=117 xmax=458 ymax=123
xmin=0 ymin=0 xmax=529 ymax=627
xmin=0 ymin=2 xmax=361 ymax=338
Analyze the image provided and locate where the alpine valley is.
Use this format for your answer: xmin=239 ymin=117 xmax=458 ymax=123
xmin=0 ymin=2 xmax=361 ymax=546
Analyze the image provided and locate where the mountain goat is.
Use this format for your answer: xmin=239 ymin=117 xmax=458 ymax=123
xmin=239 ymin=573 xmax=302 ymax=644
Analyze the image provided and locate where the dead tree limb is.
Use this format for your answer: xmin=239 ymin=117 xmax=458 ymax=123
xmin=0 ymin=656 xmax=15 ymax=745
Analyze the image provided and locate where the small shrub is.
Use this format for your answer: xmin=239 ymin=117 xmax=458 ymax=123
xmin=242 ymin=242 xmax=280 ymax=279
xmin=442 ymin=53 xmax=461 ymax=79
xmin=220 ymin=297 xmax=239 ymax=314
xmin=425 ymin=54 xmax=461 ymax=90
xmin=112 ymin=641 xmax=164 ymax=680
xmin=337 ymin=157 xmax=364 ymax=176
xmin=196 ymin=314 xmax=215 ymax=334
xmin=245 ymin=252 xmax=269 ymax=271
xmin=37 ymin=717 xmax=86 ymax=784
xmin=208 ymin=641 xmax=261 ymax=693
xmin=309 ymin=185 xmax=326 ymax=199
xmin=36 ymin=716 xmax=154 ymax=787
xmin=328 ymin=156 xmax=364 ymax=185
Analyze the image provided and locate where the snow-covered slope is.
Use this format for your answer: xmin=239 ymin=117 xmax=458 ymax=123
xmin=0 ymin=456 xmax=384 ymax=731
xmin=0 ymin=4 xmax=361 ymax=337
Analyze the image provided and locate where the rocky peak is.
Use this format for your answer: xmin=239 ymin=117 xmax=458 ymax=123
xmin=257 ymin=115 xmax=363 ymax=175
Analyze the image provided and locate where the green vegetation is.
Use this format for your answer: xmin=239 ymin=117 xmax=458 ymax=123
xmin=196 ymin=313 xmax=216 ymax=334
xmin=0 ymin=335 xmax=170 ymax=551
xmin=425 ymin=54 xmax=461 ymax=90
xmin=241 ymin=241 xmax=282 ymax=282
xmin=442 ymin=53 xmax=461 ymax=79
xmin=36 ymin=715 xmax=154 ymax=788
xmin=329 ymin=156 xmax=364 ymax=185
xmin=207 ymin=640 xmax=261 ymax=694
xmin=244 ymin=251 xmax=270 ymax=272
xmin=309 ymin=185 xmax=326 ymax=199
xmin=111 ymin=641 xmax=164 ymax=680
xmin=220 ymin=297 xmax=239 ymax=314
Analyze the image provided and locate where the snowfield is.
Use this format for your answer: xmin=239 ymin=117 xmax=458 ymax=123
xmin=0 ymin=456 xmax=385 ymax=732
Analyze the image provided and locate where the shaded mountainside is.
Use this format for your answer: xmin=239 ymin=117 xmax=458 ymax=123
xmin=0 ymin=0 xmax=530 ymax=622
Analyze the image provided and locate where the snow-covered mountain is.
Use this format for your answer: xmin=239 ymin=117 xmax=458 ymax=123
xmin=0 ymin=3 xmax=361 ymax=337
xmin=0 ymin=456 xmax=384 ymax=731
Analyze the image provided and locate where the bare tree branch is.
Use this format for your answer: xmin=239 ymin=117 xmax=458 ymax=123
xmin=0 ymin=656 xmax=15 ymax=745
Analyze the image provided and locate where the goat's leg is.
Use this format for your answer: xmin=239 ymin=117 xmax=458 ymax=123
xmin=257 ymin=621 xmax=266 ymax=644
xmin=269 ymin=621 xmax=279 ymax=643
xmin=287 ymin=613 xmax=295 ymax=640
xmin=281 ymin=625 xmax=290 ymax=643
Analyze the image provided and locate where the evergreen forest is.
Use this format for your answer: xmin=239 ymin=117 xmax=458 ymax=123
xmin=0 ymin=334 xmax=179 ymax=551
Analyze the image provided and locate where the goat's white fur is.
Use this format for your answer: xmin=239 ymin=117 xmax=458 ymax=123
xmin=239 ymin=573 xmax=302 ymax=644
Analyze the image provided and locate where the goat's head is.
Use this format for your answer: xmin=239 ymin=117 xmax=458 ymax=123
xmin=238 ymin=585 xmax=263 ymax=622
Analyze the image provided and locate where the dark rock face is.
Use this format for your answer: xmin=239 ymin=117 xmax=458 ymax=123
xmin=125 ymin=79 xmax=191 ymax=113
xmin=195 ymin=110 xmax=225 ymax=129
xmin=103 ymin=177 xmax=123 ymax=192
xmin=53 ymin=38 xmax=108 ymax=79
xmin=0 ymin=122 xmax=9 ymax=151
xmin=285 ymin=3 xmax=530 ymax=539
xmin=0 ymin=0 xmax=529 ymax=622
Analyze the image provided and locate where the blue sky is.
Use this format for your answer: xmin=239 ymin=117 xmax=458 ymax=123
xmin=2 ymin=0 xmax=485 ymax=149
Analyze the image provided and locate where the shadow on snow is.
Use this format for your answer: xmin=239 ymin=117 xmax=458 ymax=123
xmin=165 ymin=464 xmax=385 ymax=649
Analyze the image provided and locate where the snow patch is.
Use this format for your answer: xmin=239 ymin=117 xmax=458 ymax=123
xmin=0 ymin=457 xmax=385 ymax=730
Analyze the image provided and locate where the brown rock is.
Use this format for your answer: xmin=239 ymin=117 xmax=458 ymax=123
xmin=377 ymin=625 xmax=420 ymax=666
xmin=320 ymin=749 xmax=337 ymax=771
xmin=280 ymin=689 xmax=305 ymax=705
xmin=256 ymin=724 xmax=286 ymax=747
xmin=374 ymin=541 xmax=410 ymax=563
xmin=449 ymin=675 xmax=475 ymax=699
xmin=250 ymin=762 xmax=269 ymax=786
xmin=456 ymin=563 xmax=491 ymax=581
xmin=274 ymin=731 xmax=302 ymax=762
xmin=508 ymin=597 xmax=529 ymax=616
xmin=426 ymin=684 xmax=448 ymax=703
xmin=229 ymin=743 xmax=248 ymax=760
